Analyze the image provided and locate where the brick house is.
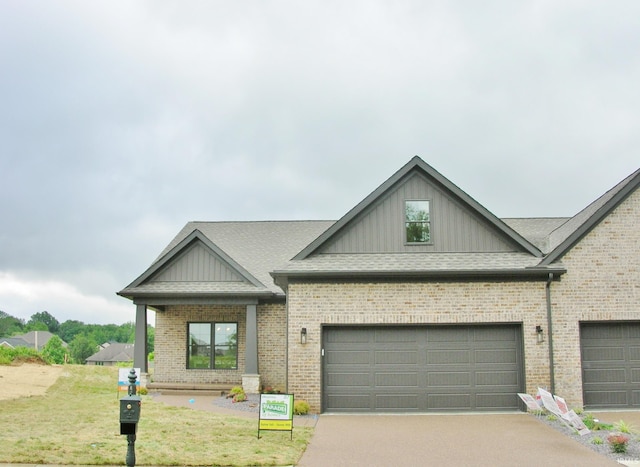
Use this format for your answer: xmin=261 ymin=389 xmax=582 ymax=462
xmin=118 ymin=157 xmax=639 ymax=413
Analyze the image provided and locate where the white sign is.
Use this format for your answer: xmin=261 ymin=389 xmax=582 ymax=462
xmin=118 ymin=368 xmax=141 ymax=391
xmin=517 ymin=393 xmax=541 ymax=411
xmin=537 ymin=387 xmax=562 ymax=416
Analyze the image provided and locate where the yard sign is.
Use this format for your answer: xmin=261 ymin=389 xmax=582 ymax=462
xmin=258 ymin=393 xmax=294 ymax=439
xmin=117 ymin=368 xmax=141 ymax=393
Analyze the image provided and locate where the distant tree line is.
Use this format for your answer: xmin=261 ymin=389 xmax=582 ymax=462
xmin=0 ymin=310 xmax=154 ymax=364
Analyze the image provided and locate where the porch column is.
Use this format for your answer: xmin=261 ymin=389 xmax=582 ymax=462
xmin=242 ymin=304 xmax=260 ymax=393
xmin=245 ymin=304 xmax=258 ymax=373
xmin=134 ymin=304 xmax=148 ymax=373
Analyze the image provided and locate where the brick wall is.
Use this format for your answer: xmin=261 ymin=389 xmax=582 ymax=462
xmin=551 ymin=188 xmax=640 ymax=406
xmin=287 ymin=280 xmax=550 ymax=413
xmin=153 ymin=302 xmax=287 ymax=389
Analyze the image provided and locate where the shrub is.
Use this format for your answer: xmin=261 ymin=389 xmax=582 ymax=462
xmin=607 ymin=433 xmax=629 ymax=453
xmin=591 ymin=436 xmax=603 ymax=445
xmin=583 ymin=413 xmax=614 ymax=431
xmin=232 ymin=391 xmax=247 ymax=403
xmin=229 ymin=386 xmax=244 ymax=395
xmin=614 ymin=420 xmax=635 ymax=434
xmin=0 ymin=346 xmax=47 ymax=365
xmin=294 ymin=400 xmax=310 ymax=415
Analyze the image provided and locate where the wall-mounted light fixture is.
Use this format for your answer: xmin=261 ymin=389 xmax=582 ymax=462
xmin=300 ymin=327 xmax=307 ymax=345
xmin=536 ymin=325 xmax=544 ymax=344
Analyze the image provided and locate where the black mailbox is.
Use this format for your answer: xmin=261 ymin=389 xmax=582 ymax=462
xmin=120 ymin=395 xmax=141 ymax=435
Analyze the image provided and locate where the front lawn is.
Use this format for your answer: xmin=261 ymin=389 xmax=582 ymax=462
xmin=0 ymin=364 xmax=312 ymax=466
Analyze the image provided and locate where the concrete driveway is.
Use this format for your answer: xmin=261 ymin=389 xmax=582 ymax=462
xmin=296 ymin=413 xmax=618 ymax=466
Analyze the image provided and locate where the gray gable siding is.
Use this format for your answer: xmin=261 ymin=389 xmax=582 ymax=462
xmin=318 ymin=172 xmax=518 ymax=254
xmin=151 ymin=242 xmax=245 ymax=283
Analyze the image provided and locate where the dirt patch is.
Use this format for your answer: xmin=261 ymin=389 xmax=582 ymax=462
xmin=0 ymin=363 xmax=64 ymax=401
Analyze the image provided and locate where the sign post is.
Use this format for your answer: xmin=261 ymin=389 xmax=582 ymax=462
xmin=258 ymin=394 xmax=294 ymax=440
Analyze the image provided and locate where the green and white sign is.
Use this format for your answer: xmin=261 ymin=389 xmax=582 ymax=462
xmin=258 ymin=394 xmax=294 ymax=438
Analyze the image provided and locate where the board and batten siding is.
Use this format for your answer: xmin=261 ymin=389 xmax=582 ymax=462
xmin=318 ymin=173 xmax=518 ymax=254
xmin=152 ymin=242 xmax=244 ymax=282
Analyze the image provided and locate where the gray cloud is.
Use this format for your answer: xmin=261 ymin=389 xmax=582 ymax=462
xmin=0 ymin=1 xmax=638 ymax=324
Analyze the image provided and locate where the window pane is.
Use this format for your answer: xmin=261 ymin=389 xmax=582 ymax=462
xmin=405 ymin=201 xmax=429 ymax=222
xmin=188 ymin=323 xmax=211 ymax=369
xmin=405 ymin=201 xmax=430 ymax=243
xmin=214 ymin=323 xmax=237 ymax=369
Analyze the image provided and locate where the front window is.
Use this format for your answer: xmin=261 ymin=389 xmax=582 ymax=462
xmin=188 ymin=322 xmax=237 ymax=369
xmin=405 ymin=200 xmax=430 ymax=243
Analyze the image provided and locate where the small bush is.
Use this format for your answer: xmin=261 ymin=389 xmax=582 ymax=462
xmin=607 ymin=433 xmax=629 ymax=453
xmin=294 ymin=400 xmax=310 ymax=415
xmin=583 ymin=413 xmax=614 ymax=431
xmin=546 ymin=414 xmax=557 ymax=421
xmin=138 ymin=387 xmax=148 ymax=396
xmin=614 ymin=420 xmax=635 ymax=434
xmin=229 ymin=386 xmax=244 ymax=395
xmin=0 ymin=346 xmax=47 ymax=365
xmin=591 ymin=436 xmax=604 ymax=445
xmin=232 ymin=391 xmax=247 ymax=403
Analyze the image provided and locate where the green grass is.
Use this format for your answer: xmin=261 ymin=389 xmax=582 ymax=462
xmin=0 ymin=365 xmax=312 ymax=465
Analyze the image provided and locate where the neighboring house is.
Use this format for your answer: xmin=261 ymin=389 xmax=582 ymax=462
xmin=0 ymin=331 xmax=62 ymax=351
xmin=86 ymin=343 xmax=135 ymax=366
xmin=118 ymin=157 xmax=640 ymax=413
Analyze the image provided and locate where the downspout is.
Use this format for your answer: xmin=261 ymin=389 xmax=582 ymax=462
xmin=545 ymin=273 xmax=555 ymax=394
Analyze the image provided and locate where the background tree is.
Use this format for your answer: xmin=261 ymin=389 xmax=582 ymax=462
xmin=24 ymin=320 xmax=48 ymax=332
xmin=26 ymin=311 xmax=60 ymax=333
xmin=0 ymin=311 xmax=24 ymax=337
xmin=42 ymin=335 xmax=67 ymax=364
xmin=69 ymin=334 xmax=98 ymax=364
xmin=58 ymin=320 xmax=86 ymax=343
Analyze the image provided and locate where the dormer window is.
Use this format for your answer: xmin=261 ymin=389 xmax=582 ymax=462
xmin=405 ymin=200 xmax=430 ymax=243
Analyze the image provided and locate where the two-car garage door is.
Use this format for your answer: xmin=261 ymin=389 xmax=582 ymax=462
xmin=323 ymin=325 xmax=523 ymax=412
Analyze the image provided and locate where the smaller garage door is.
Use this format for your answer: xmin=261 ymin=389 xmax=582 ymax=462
xmin=323 ymin=325 xmax=523 ymax=413
xmin=581 ymin=322 xmax=640 ymax=409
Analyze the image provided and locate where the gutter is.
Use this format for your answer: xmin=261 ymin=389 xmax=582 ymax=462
xmin=546 ymin=273 xmax=556 ymax=393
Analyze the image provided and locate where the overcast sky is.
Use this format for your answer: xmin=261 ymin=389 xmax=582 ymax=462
xmin=1 ymin=1 xmax=638 ymax=326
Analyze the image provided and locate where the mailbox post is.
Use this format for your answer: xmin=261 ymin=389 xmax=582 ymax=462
xmin=119 ymin=369 xmax=141 ymax=466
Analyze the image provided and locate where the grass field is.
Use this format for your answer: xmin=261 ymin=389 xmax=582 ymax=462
xmin=0 ymin=364 xmax=312 ymax=466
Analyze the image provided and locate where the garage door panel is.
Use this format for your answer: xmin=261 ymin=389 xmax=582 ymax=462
xmin=427 ymin=349 xmax=470 ymax=365
xmin=376 ymin=372 xmax=418 ymax=387
xmin=584 ymin=391 xmax=628 ymax=407
xmin=427 ymin=372 xmax=470 ymax=387
xmin=375 ymin=350 xmax=418 ymax=365
xmin=326 ymin=394 xmax=371 ymax=410
xmin=326 ymin=350 xmax=370 ymax=365
xmin=326 ymin=372 xmax=370 ymax=387
xmin=476 ymin=371 xmax=518 ymax=386
xmin=583 ymin=347 xmax=625 ymax=362
xmin=376 ymin=394 xmax=419 ymax=410
xmin=475 ymin=349 xmax=517 ymax=364
xmin=477 ymin=393 xmax=518 ymax=410
xmin=474 ymin=327 xmax=517 ymax=342
xmin=584 ymin=368 xmax=626 ymax=383
xmin=428 ymin=328 xmax=470 ymax=342
xmin=629 ymin=347 xmax=640 ymax=361
xmin=375 ymin=328 xmax=418 ymax=343
xmin=631 ymin=369 xmax=640 ymax=383
xmin=324 ymin=325 xmax=523 ymax=412
xmin=428 ymin=393 xmax=471 ymax=410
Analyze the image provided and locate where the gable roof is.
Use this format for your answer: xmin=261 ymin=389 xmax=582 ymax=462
xmin=0 ymin=337 xmax=29 ymax=349
xmin=540 ymin=168 xmax=640 ymax=265
xmin=118 ymin=220 xmax=334 ymax=301
xmin=86 ymin=343 xmax=135 ymax=363
xmin=294 ymin=156 xmax=542 ymax=259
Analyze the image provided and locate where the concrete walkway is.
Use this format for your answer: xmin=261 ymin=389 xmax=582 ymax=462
xmin=296 ymin=413 xmax=619 ymax=467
